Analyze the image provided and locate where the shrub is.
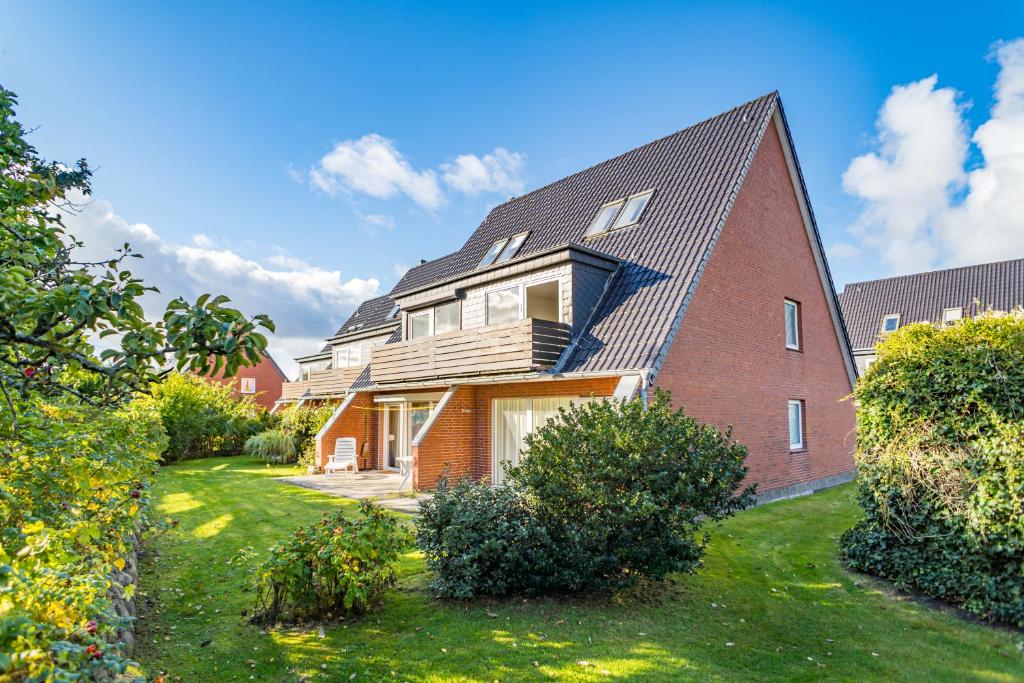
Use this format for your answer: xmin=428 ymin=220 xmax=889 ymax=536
xmin=0 ymin=400 xmax=166 ymax=680
xmin=416 ymin=391 xmax=754 ymax=597
xmin=278 ymin=404 xmax=334 ymax=466
xmin=840 ymin=311 xmax=1024 ymax=627
xmin=252 ymin=502 xmax=411 ymax=623
xmin=149 ymin=373 xmax=270 ymax=462
xmin=245 ymin=429 xmax=298 ymax=463
xmin=417 ymin=478 xmax=554 ymax=598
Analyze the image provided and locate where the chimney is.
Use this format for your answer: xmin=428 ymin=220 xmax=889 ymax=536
xmin=419 ymin=258 xmax=427 ymax=265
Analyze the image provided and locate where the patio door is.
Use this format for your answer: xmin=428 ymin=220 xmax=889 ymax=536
xmin=491 ymin=397 xmax=583 ymax=485
xmin=384 ymin=405 xmax=401 ymax=470
xmin=382 ymin=401 xmax=436 ymax=470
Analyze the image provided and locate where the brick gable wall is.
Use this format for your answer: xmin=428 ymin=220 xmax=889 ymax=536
xmin=654 ymin=120 xmax=856 ymax=492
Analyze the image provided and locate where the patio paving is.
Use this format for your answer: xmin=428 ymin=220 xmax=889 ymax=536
xmin=276 ymin=470 xmax=427 ymax=514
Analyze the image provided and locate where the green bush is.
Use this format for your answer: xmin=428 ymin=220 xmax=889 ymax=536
xmin=150 ymin=373 xmax=270 ymax=462
xmin=278 ymin=404 xmax=334 ymax=467
xmin=840 ymin=311 xmax=1024 ymax=627
xmin=417 ymin=478 xmax=554 ymax=598
xmin=252 ymin=502 xmax=411 ymax=623
xmin=416 ymin=391 xmax=754 ymax=597
xmin=245 ymin=429 xmax=298 ymax=463
xmin=0 ymin=400 xmax=166 ymax=680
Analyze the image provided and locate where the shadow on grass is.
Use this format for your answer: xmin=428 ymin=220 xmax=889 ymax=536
xmin=136 ymin=457 xmax=1023 ymax=682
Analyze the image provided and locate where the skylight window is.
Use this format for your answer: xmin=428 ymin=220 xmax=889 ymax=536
xmin=496 ymin=232 xmax=529 ymax=263
xmin=881 ymin=314 xmax=900 ymax=333
xmin=386 ymin=304 xmax=400 ymax=319
xmin=478 ymin=238 xmax=509 ymax=268
xmin=612 ymin=190 xmax=654 ymax=229
xmin=585 ymin=200 xmax=624 ymax=237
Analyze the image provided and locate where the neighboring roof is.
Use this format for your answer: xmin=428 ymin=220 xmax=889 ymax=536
xmin=392 ymin=92 xmax=783 ymax=374
xmin=838 ymin=257 xmax=1024 ymax=350
xmin=331 ymin=294 xmax=399 ymax=338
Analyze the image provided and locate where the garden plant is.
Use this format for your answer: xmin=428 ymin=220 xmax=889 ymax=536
xmin=841 ymin=310 xmax=1024 ymax=627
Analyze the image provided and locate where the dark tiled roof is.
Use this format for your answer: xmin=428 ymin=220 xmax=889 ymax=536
xmin=391 ymin=92 xmax=781 ymax=373
xmin=838 ymin=258 xmax=1024 ymax=350
xmin=331 ymin=294 xmax=398 ymax=338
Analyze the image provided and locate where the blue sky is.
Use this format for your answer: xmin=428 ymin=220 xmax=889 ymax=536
xmin=3 ymin=2 xmax=1023 ymax=369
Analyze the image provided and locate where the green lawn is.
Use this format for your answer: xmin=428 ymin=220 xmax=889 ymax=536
xmin=135 ymin=457 xmax=1022 ymax=682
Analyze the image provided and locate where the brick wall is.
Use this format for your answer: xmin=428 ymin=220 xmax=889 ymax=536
xmin=654 ymin=119 xmax=856 ymax=493
xmin=316 ymin=393 xmax=378 ymax=470
xmin=196 ymin=354 xmax=285 ymax=411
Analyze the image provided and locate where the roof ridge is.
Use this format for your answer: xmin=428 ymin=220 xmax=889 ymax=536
xmin=842 ymin=256 xmax=1024 ymax=291
xmin=481 ymin=91 xmax=780 ymax=214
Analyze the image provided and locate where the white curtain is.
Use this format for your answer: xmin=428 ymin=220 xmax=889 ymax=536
xmin=493 ymin=398 xmax=529 ymax=485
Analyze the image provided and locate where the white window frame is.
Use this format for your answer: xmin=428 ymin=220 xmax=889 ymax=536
xmin=408 ymin=309 xmax=434 ymax=340
xmin=788 ymin=400 xmax=804 ymax=451
xmin=495 ymin=232 xmax=529 ymax=264
xmin=585 ymin=199 xmax=625 ymax=237
xmin=491 ymin=396 xmax=586 ymax=485
xmin=881 ymin=314 xmax=900 ymax=333
xmin=433 ymin=300 xmax=462 ymax=335
xmin=478 ymin=238 xmax=510 ymax=268
xmin=485 ymin=278 xmax=564 ymax=326
xmin=611 ymin=189 xmax=654 ymax=230
xmin=784 ymin=299 xmax=800 ymax=350
xmin=942 ymin=307 xmax=963 ymax=324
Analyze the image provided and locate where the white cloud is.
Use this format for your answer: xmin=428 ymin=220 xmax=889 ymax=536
xmin=309 ymin=133 xmax=445 ymax=209
xmin=441 ymin=147 xmax=526 ymax=196
xmin=306 ymin=134 xmax=527 ymax=209
xmin=392 ymin=261 xmax=411 ymax=280
xmin=827 ymin=241 xmax=862 ymax=260
xmin=842 ymin=38 xmax=1024 ymax=275
xmin=356 ymin=211 xmax=396 ymax=237
xmin=940 ymin=39 xmax=1024 ymax=265
xmin=60 ymin=193 xmax=379 ymax=377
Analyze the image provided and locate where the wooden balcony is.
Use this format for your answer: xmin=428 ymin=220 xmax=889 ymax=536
xmin=280 ymin=366 xmax=364 ymax=400
xmin=370 ymin=318 xmax=571 ymax=385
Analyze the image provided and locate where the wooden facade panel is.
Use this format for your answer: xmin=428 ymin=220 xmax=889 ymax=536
xmin=370 ymin=318 xmax=571 ymax=384
xmin=280 ymin=366 xmax=363 ymax=399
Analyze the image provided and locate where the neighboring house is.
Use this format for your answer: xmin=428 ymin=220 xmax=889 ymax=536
xmin=199 ymin=351 xmax=287 ymax=411
xmin=284 ymin=92 xmax=858 ymax=500
xmin=838 ymin=257 xmax=1024 ymax=373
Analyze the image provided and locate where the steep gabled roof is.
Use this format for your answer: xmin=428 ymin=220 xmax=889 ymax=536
xmin=393 ymin=93 xmax=782 ymax=374
xmin=838 ymin=257 xmax=1024 ymax=350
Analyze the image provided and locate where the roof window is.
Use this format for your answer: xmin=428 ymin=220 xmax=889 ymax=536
xmin=387 ymin=304 xmax=400 ymax=319
xmin=881 ymin=314 xmax=900 ymax=333
xmin=496 ymin=232 xmax=529 ymax=263
xmin=585 ymin=189 xmax=654 ymax=237
xmin=478 ymin=238 xmax=508 ymax=267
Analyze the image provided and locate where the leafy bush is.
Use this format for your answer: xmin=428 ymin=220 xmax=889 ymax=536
xmin=149 ymin=373 xmax=270 ymax=462
xmin=0 ymin=400 xmax=166 ymax=680
xmin=840 ymin=311 xmax=1024 ymax=627
xmin=278 ymin=404 xmax=334 ymax=467
xmin=245 ymin=429 xmax=298 ymax=463
xmin=417 ymin=391 xmax=754 ymax=597
xmin=417 ymin=478 xmax=554 ymax=598
xmin=252 ymin=502 xmax=411 ymax=623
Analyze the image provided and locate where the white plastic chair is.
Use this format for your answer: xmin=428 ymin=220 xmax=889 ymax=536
xmin=397 ymin=453 xmax=414 ymax=490
xmin=325 ymin=438 xmax=358 ymax=475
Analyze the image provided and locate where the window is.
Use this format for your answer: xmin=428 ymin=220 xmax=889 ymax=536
xmin=334 ymin=345 xmax=362 ymax=368
xmin=526 ymin=280 xmax=560 ymax=322
xmin=386 ymin=304 xmax=400 ymax=319
xmin=492 ymin=396 xmax=590 ymax=484
xmin=784 ymin=299 xmax=800 ymax=350
xmin=881 ymin=314 xmax=900 ymax=333
xmin=788 ymin=400 xmax=804 ymax=450
xmin=611 ymin=190 xmax=654 ymax=229
xmin=943 ymin=307 xmax=963 ymax=324
xmin=496 ymin=232 xmax=529 ymax=263
xmin=434 ymin=300 xmax=461 ymax=334
xmin=486 ymin=285 xmax=521 ymax=325
xmin=585 ymin=200 xmax=624 ymax=237
xmin=478 ymin=239 xmax=509 ymax=268
xmin=409 ymin=310 xmax=432 ymax=340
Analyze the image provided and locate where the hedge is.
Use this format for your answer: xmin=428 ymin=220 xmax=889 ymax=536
xmin=840 ymin=311 xmax=1024 ymax=627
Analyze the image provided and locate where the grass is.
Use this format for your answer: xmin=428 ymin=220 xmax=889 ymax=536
xmin=135 ymin=457 xmax=1023 ymax=682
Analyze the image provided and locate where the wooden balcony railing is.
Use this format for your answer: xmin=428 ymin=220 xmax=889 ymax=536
xmin=370 ymin=318 xmax=571 ymax=385
xmin=280 ymin=366 xmax=364 ymax=400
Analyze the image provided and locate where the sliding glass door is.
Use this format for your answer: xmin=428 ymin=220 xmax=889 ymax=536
xmin=491 ymin=396 xmax=584 ymax=485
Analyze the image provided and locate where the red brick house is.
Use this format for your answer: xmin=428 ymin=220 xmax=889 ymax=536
xmin=282 ymin=93 xmax=858 ymax=501
xmin=200 ymin=352 xmax=287 ymax=411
